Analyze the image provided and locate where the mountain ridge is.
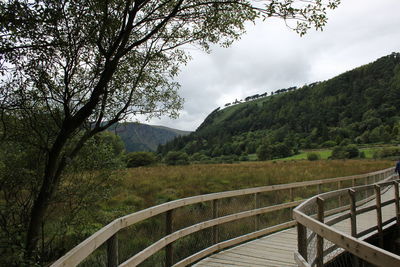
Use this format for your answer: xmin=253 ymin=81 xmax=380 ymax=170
xmin=107 ymin=122 xmax=191 ymax=152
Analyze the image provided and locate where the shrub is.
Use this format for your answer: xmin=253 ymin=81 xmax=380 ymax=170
xmin=256 ymin=144 xmax=271 ymax=161
xmin=190 ymin=152 xmax=210 ymax=162
xmin=373 ymin=147 xmax=400 ymax=159
xmin=331 ymin=146 xmax=346 ymax=159
xmin=165 ymin=151 xmax=189 ymax=165
xmin=322 ymin=140 xmax=336 ymax=148
xmin=126 ymin=152 xmax=157 ymax=168
xmin=307 ymin=152 xmax=320 ymax=161
xmin=331 ymin=145 xmax=359 ymax=159
xmin=239 ymin=155 xmax=249 ymax=161
xmin=345 ymin=144 xmax=359 ymax=158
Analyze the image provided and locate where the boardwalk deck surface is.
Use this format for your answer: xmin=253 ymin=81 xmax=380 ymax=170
xmin=193 ymin=187 xmax=396 ymax=267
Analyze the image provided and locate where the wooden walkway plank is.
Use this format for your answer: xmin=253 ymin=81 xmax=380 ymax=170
xmin=194 ymin=186 xmax=397 ymax=267
xmin=212 ymin=252 xmax=293 ymax=266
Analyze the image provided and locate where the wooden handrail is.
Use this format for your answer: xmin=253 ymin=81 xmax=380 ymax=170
xmin=293 ymin=171 xmax=400 ymax=267
xmin=52 ymin=167 xmax=394 ymax=267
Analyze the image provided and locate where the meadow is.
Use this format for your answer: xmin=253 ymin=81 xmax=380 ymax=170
xmin=109 ymin=159 xmax=394 ymax=211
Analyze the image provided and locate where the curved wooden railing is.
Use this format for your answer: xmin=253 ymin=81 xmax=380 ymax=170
xmin=293 ymin=169 xmax=400 ymax=267
xmin=52 ymin=167 xmax=394 ymax=267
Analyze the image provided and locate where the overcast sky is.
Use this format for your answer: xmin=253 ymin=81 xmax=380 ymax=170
xmin=143 ymin=0 xmax=400 ymax=131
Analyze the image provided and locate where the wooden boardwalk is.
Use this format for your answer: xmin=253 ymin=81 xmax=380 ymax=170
xmin=194 ymin=187 xmax=396 ymax=267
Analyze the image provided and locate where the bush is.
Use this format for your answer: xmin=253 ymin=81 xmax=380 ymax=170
xmin=321 ymin=140 xmax=336 ymax=148
xmin=239 ymin=155 xmax=249 ymax=161
xmin=307 ymin=152 xmax=320 ymax=161
xmin=346 ymin=144 xmax=359 ymax=158
xmin=373 ymin=147 xmax=400 ymax=159
xmin=331 ymin=146 xmax=347 ymax=159
xmin=331 ymin=145 xmax=359 ymax=159
xmin=256 ymin=144 xmax=271 ymax=161
xmin=190 ymin=152 xmax=210 ymax=162
xmin=165 ymin=151 xmax=189 ymax=165
xmin=126 ymin=152 xmax=157 ymax=168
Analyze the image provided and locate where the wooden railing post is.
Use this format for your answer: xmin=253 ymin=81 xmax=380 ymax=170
xmin=212 ymin=199 xmax=219 ymax=244
xmin=349 ymin=189 xmax=357 ymax=237
xmin=107 ymin=233 xmax=118 ymax=267
xmin=375 ymin=185 xmax=383 ymax=248
xmin=297 ymin=223 xmax=308 ymax=262
xmin=338 ymin=181 xmax=343 ymax=207
xmin=349 ymin=188 xmax=360 ymax=267
xmin=254 ymin=193 xmax=260 ymax=230
xmin=394 ymin=181 xmax=400 ymax=227
xmin=166 ymin=210 xmax=173 ymax=267
xmin=290 ymin=188 xmax=294 ymax=202
xmin=352 ymin=178 xmax=356 ymax=187
xmin=318 ymin=183 xmax=322 ymax=194
xmin=316 ymin=197 xmax=324 ymax=267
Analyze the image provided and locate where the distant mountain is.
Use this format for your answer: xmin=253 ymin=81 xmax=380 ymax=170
xmin=159 ymin=52 xmax=400 ymax=157
xmin=108 ymin=123 xmax=191 ymax=152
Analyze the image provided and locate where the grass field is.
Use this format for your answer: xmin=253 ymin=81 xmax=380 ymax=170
xmin=247 ymin=145 xmax=398 ymax=161
xmin=110 ymin=159 xmax=393 ymax=210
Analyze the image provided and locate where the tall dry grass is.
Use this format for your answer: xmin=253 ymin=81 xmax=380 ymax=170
xmin=113 ymin=160 xmax=393 ymax=209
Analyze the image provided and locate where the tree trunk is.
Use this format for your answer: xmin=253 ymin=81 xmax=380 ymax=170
xmin=25 ymin=184 xmax=53 ymax=257
xmin=24 ymin=54 xmax=119 ymax=259
xmin=25 ymin=130 xmax=68 ymax=258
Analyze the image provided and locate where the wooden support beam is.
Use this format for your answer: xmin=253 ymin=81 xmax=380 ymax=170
xmin=212 ymin=199 xmax=219 ymax=244
xmin=394 ymin=181 xmax=400 ymax=228
xmin=349 ymin=188 xmax=360 ymax=267
xmin=166 ymin=210 xmax=173 ymax=267
xmin=338 ymin=181 xmax=343 ymax=206
xmin=348 ymin=189 xmax=357 ymax=237
xmin=297 ymin=223 xmax=308 ymax=262
xmin=375 ymin=185 xmax=383 ymax=248
xmin=107 ymin=233 xmax=118 ymax=267
xmin=316 ymin=197 xmax=324 ymax=267
xmin=254 ymin=193 xmax=260 ymax=231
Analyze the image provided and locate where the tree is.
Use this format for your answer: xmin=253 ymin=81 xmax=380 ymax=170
xmin=257 ymin=143 xmax=272 ymax=160
xmin=0 ymin=0 xmax=340 ymax=261
xmin=126 ymin=151 xmax=157 ymax=167
xmin=165 ymin=151 xmax=189 ymax=165
xmin=0 ymin=128 xmax=125 ymax=265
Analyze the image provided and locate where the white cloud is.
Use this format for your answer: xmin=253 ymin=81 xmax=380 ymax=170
xmin=146 ymin=0 xmax=400 ymax=131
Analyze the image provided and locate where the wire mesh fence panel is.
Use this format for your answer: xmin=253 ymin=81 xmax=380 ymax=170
xmin=172 ymin=228 xmax=213 ymax=264
xmin=258 ymin=208 xmax=292 ymax=229
xmin=218 ymin=216 xmax=255 ymax=241
xmin=173 ymin=202 xmax=213 ymax=231
xmin=217 ymin=194 xmax=255 ymax=217
xmin=78 ymin=242 xmax=107 ymax=267
xmin=354 ymin=178 xmax=365 ymax=187
xmin=292 ymin=185 xmax=317 ymax=201
xmin=117 ymin=213 xmax=166 ymax=264
xmin=138 ymin=249 xmax=165 ymax=267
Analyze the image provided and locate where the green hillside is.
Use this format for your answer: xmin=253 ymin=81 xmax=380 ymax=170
xmin=108 ymin=123 xmax=191 ymax=152
xmin=159 ymin=53 xmax=400 ymax=158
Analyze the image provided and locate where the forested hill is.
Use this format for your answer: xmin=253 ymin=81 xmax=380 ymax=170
xmin=159 ymin=53 xmax=400 ymax=157
xmin=108 ymin=123 xmax=191 ymax=152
